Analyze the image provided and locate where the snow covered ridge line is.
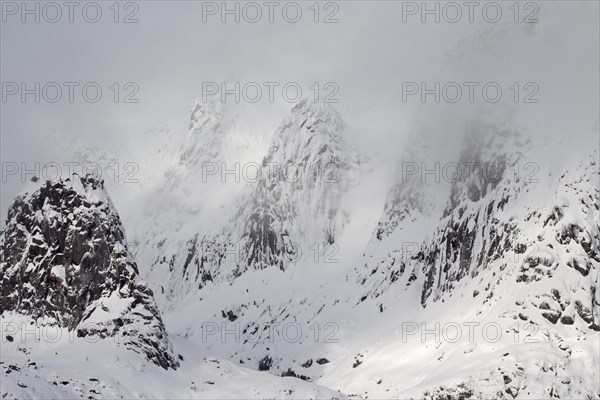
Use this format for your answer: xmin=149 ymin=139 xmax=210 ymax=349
xmin=0 ymin=174 xmax=179 ymax=370
xmin=200 ymin=161 xmax=342 ymax=184
xmin=1 ymin=161 xmax=140 ymax=184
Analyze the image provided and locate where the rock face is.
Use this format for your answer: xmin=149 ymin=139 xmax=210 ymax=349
xmin=89 ymin=98 xmax=596 ymax=398
xmin=358 ymin=122 xmax=600 ymax=323
xmin=415 ymin=124 xmax=530 ymax=306
xmin=362 ymin=123 xmax=600 ymax=324
xmin=146 ymin=99 xmax=365 ymax=303
xmin=0 ymin=175 xmax=179 ymax=370
xmin=234 ymin=99 xmax=354 ymax=274
xmin=345 ymin=120 xmax=599 ymax=398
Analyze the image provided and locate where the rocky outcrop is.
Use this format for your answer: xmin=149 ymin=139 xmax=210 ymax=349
xmin=356 ymin=121 xmax=599 ymax=331
xmin=147 ymin=100 xmax=365 ymax=302
xmin=0 ymin=175 xmax=179 ymax=370
xmin=235 ymin=99 xmax=352 ymax=274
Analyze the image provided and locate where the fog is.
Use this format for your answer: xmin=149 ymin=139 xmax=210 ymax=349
xmin=1 ymin=1 xmax=598 ymax=229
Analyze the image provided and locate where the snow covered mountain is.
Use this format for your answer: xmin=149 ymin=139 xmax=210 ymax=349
xmin=124 ymin=99 xmax=598 ymax=399
xmin=0 ymin=175 xmax=344 ymax=399
xmin=2 ymin=100 xmax=598 ymax=398
xmin=0 ymin=175 xmax=179 ymax=370
xmin=2 ymin=0 xmax=598 ymax=398
xmin=347 ymin=118 xmax=599 ymax=398
xmin=141 ymin=99 xmax=369 ymax=308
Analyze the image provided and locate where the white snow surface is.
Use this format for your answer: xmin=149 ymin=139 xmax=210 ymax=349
xmin=2 ymin=6 xmax=600 ymax=399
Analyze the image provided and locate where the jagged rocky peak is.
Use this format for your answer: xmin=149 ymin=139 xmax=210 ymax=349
xmin=188 ymin=98 xmax=224 ymax=132
xmin=376 ymin=119 xmax=528 ymax=241
xmin=158 ymin=100 xmax=357 ymax=289
xmin=358 ymin=119 xmax=599 ymax=333
xmin=235 ymin=100 xmax=352 ymax=273
xmin=0 ymin=174 xmax=179 ymax=370
xmin=254 ymin=98 xmax=351 ymax=206
xmin=412 ymin=123 xmax=532 ymax=304
xmin=263 ymin=99 xmax=345 ymax=171
xmin=180 ymin=98 xmax=226 ymax=168
xmin=444 ymin=121 xmax=529 ymax=215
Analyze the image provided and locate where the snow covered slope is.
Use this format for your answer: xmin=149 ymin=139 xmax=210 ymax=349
xmin=1 ymin=102 xmax=598 ymax=398
xmin=118 ymin=98 xmax=598 ymax=399
xmin=0 ymin=175 xmax=344 ymax=399
xmin=1 ymin=314 xmax=344 ymax=399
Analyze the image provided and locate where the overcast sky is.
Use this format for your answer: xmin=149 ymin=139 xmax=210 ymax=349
xmin=1 ymin=1 xmax=598 ymax=228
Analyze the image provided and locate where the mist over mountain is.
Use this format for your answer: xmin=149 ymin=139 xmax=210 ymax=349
xmin=1 ymin=1 xmax=599 ymax=399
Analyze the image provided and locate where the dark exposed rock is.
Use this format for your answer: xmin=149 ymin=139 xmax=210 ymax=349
xmin=574 ymin=300 xmax=594 ymax=324
xmin=281 ymin=368 xmax=310 ymax=381
xmin=541 ymin=311 xmax=561 ymax=324
xmin=409 ymin=126 xmax=525 ymax=306
xmin=258 ymin=355 xmax=273 ymax=371
xmin=567 ymin=258 xmax=590 ymax=276
xmin=422 ymin=382 xmax=474 ymax=400
xmin=518 ymin=313 xmax=528 ymax=321
xmin=0 ymin=175 xmax=178 ymax=370
xmin=221 ymin=310 xmax=238 ymax=321
xmin=505 ymin=386 xmax=518 ymax=398
xmin=560 ymin=315 xmax=574 ymax=325
xmin=539 ymin=302 xmax=551 ymax=310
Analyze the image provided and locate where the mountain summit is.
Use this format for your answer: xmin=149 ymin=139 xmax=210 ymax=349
xmin=0 ymin=175 xmax=179 ymax=370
